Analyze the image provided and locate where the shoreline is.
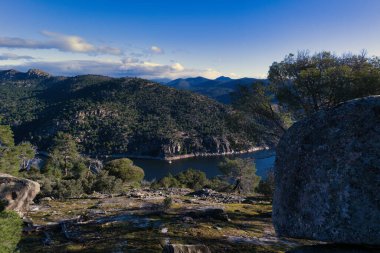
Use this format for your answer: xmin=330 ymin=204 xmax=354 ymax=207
xmin=109 ymin=146 xmax=270 ymax=162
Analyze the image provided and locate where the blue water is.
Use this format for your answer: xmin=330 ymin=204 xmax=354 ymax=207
xmin=131 ymin=149 xmax=276 ymax=181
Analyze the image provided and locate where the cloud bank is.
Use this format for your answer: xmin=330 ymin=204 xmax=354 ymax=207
xmin=2 ymin=59 xmax=222 ymax=79
xmin=0 ymin=53 xmax=34 ymax=60
xmin=0 ymin=31 xmax=228 ymax=79
xmin=0 ymin=31 xmax=122 ymax=55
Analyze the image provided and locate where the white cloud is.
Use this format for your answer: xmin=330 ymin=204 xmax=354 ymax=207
xmin=2 ymin=58 xmax=230 ymax=80
xmin=122 ymin=57 xmax=141 ymax=64
xmin=228 ymin=72 xmax=241 ymax=78
xmin=171 ymin=63 xmax=184 ymax=71
xmin=0 ymin=53 xmax=34 ymax=60
xmin=0 ymin=31 xmax=122 ymax=55
xmin=150 ymin=46 xmax=164 ymax=54
xmin=199 ymin=68 xmax=223 ymax=79
xmin=1 ymin=59 xmax=176 ymax=78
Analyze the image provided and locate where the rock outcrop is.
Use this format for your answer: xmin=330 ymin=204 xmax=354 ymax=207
xmin=0 ymin=173 xmax=40 ymax=216
xmin=273 ymin=96 xmax=380 ymax=245
xmin=162 ymin=244 xmax=211 ymax=253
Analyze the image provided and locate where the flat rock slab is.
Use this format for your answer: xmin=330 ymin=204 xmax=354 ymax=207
xmin=273 ymin=96 xmax=380 ymax=245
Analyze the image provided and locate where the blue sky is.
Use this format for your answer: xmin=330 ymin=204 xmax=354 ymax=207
xmin=0 ymin=0 xmax=379 ymax=79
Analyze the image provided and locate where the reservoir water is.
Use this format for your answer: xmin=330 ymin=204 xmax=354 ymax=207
xmin=131 ymin=149 xmax=276 ymax=181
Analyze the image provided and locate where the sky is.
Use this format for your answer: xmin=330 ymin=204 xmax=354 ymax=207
xmin=0 ymin=0 xmax=379 ymax=79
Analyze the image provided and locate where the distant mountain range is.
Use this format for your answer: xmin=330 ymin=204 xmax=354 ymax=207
xmin=164 ymin=76 xmax=268 ymax=103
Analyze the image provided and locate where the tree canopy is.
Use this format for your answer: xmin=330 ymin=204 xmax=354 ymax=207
xmin=44 ymin=132 xmax=85 ymax=178
xmin=104 ymin=158 xmax=144 ymax=184
xmin=268 ymin=51 xmax=380 ymax=118
xmin=218 ymin=158 xmax=260 ymax=194
xmin=0 ymin=120 xmax=35 ymax=176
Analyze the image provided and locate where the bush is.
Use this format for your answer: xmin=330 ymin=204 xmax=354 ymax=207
xmin=176 ymin=168 xmax=208 ymax=190
xmin=104 ymin=158 xmax=144 ymax=184
xmin=92 ymin=171 xmax=123 ymax=194
xmin=152 ymin=169 xmax=210 ymax=190
xmin=162 ymin=197 xmax=173 ymax=211
xmin=0 ymin=211 xmax=23 ymax=252
xmin=38 ymin=170 xmax=124 ymax=199
xmin=152 ymin=173 xmax=180 ymax=189
xmin=256 ymin=169 xmax=275 ymax=198
xmin=207 ymin=176 xmax=231 ymax=192
xmin=53 ymin=179 xmax=84 ymax=199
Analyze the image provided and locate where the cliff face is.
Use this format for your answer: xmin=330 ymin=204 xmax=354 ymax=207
xmin=0 ymin=70 xmax=259 ymax=158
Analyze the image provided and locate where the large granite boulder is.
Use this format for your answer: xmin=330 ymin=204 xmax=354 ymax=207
xmin=0 ymin=173 xmax=40 ymax=216
xmin=273 ymin=96 xmax=380 ymax=245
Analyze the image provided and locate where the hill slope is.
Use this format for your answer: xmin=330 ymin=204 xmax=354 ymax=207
xmin=0 ymin=69 xmax=260 ymax=159
xmin=166 ymin=76 xmax=267 ymax=103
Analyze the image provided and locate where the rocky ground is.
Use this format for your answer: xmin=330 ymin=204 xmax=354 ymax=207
xmin=18 ymin=188 xmax=316 ymax=253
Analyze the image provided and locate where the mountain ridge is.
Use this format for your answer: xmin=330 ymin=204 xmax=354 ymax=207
xmin=166 ymin=76 xmax=268 ymax=103
xmin=0 ymin=69 xmax=262 ymax=159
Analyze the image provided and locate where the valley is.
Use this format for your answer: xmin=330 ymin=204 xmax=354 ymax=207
xmin=0 ymin=69 xmax=268 ymax=160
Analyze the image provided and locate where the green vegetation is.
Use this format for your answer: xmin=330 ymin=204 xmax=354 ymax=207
xmin=0 ymin=210 xmax=23 ymax=253
xmin=0 ymin=120 xmax=35 ymax=176
xmin=104 ymin=158 xmax=144 ymax=184
xmin=152 ymin=168 xmax=209 ymax=190
xmin=152 ymin=160 xmax=261 ymax=194
xmin=231 ymin=51 xmax=380 ymax=143
xmin=0 ymin=129 xmax=126 ymax=199
xmin=0 ymin=72 xmax=258 ymax=158
xmin=218 ymin=158 xmax=260 ymax=194
xmin=268 ymin=51 xmax=380 ymax=119
xmin=162 ymin=197 xmax=173 ymax=211
xmin=43 ymin=132 xmax=86 ymax=178
xmin=256 ymin=169 xmax=275 ymax=198
xmin=231 ymin=82 xmax=291 ymax=144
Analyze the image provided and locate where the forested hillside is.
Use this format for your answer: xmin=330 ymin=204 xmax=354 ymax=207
xmin=0 ymin=69 xmax=261 ymax=159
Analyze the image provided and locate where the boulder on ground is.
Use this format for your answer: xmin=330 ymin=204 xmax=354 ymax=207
xmin=162 ymin=244 xmax=211 ymax=253
xmin=0 ymin=173 xmax=40 ymax=216
xmin=273 ymin=96 xmax=380 ymax=245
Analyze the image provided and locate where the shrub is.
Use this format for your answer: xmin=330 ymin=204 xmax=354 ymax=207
xmin=176 ymin=168 xmax=208 ymax=190
xmin=162 ymin=197 xmax=173 ymax=211
xmin=152 ymin=173 xmax=180 ymax=189
xmin=104 ymin=158 xmax=144 ymax=184
xmin=152 ymin=169 xmax=210 ymax=190
xmin=256 ymin=169 xmax=275 ymax=198
xmin=207 ymin=176 xmax=231 ymax=192
xmin=42 ymin=171 xmax=124 ymax=199
xmin=92 ymin=171 xmax=123 ymax=194
xmin=0 ymin=211 xmax=23 ymax=252
xmin=53 ymin=179 xmax=84 ymax=199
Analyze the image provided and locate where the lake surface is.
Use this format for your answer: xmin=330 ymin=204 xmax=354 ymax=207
xmin=131 ymin=149 xmax=276 ymax=181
